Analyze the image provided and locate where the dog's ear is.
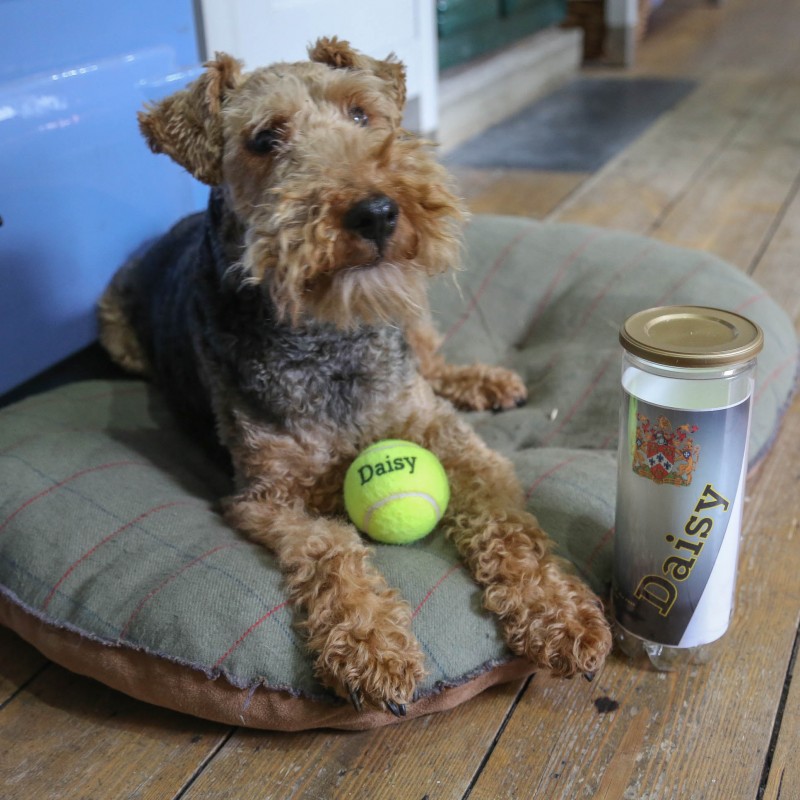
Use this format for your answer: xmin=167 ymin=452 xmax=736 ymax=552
xmin=309 ymin=36 xmax=407 ymax=113
xmin=138 ymin=53 xmax=243 ymax=186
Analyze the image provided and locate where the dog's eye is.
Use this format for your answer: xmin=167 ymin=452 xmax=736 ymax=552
xmin=349 ymin=106 xmax=369 ymax=127
xmin=247 ymin=128 xmax=281 ymax=155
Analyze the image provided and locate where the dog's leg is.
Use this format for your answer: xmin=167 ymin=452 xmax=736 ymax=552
xmin=397 ymin=387 xmax=612 ymax=677
xmin=405 ymin=319 xmax=527 ymax=412
xmin=227 ymin=496 xmax=424 ymax=713
xmin=222 ymin=427 xmax=425 ymax=714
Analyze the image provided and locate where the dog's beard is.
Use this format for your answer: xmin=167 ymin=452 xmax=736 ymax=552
xmin=307 ymin=261 xmax=430 ymax=328
xmin=266 ymin=259 xmax=430 ymax=330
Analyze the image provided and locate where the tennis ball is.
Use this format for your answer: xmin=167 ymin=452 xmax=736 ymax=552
xmin=344 ymin=439 xmax=450 ymax=545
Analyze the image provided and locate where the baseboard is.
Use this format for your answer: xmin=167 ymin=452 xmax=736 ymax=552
xmin=437 ymin=27 xmax=583 ymax=153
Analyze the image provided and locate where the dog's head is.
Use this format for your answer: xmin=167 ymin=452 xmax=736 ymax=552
xmin=139 ymin=37 xmax=464 ymax=328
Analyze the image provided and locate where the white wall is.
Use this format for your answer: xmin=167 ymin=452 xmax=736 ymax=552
xmin=199 ymin=0 xmax=439 ymax=135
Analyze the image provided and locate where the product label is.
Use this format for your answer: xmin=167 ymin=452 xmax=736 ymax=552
xmin=613 ymin=393 xmax=750 ymax=647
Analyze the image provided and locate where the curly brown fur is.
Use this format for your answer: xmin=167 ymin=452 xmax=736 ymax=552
xmin=99 ymin=37 xmax=610 ymax=714
xmin=405 ymin=321 xmax=528 ymax=411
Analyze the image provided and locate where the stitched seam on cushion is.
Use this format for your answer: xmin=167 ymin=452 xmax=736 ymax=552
xmin=0 ymin=583 xmax=301 ymax=695
xmin=1 ymin=552 xmax=119 ymax=634
xmin=3 ymin=577 xmax=528 ymax=706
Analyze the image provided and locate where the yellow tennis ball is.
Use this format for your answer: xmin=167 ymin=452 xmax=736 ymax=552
xmin=344 ymin=439 xmax=450 ymax=545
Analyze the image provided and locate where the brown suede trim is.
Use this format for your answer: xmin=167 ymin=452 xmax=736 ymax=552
xmin=0 ymin=593 xmax=535 ymax=731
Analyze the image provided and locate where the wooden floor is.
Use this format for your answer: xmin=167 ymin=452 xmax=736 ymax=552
xmin=2 ymin=1 xmax=799 ymax=797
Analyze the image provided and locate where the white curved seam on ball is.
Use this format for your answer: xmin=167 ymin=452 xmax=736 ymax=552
xmin=361 ymin=440 xmax=417 ymax=457
xmin=362 ymin=491 xmax=442 ymax=531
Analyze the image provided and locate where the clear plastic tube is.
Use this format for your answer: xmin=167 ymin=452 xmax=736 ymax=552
xmin=612 ymin=351 xmax=757 ymax=670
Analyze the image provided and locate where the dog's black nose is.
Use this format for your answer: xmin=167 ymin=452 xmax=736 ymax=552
xmin=343 ymin=195 xmax=399 ymax=250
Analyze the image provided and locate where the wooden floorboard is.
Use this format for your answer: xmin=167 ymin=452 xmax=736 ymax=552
xmin=760 ymin=632 xmax=800 ymax=800
xmin=0 ymin=628 xmax=47 ymax=708
xmin=447 ymin=168 xmax=587 ymax=219
xmin=178 ymin=680 xmax=528 ymax=800
xmin=551 ymin=74 xmax=769 ymax=235
xmin=0 ymin=660 xmax=231 ymax=800
xmin=649 ymin=80 xmax=800 ymax=270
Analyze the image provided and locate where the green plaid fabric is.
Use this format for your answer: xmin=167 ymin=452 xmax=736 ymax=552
xmin=1 ymin=215 xmax=796 ymax=729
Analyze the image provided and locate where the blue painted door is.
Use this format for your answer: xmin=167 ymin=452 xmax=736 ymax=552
xmin=0 ymin=1 xmax=205 ymax=393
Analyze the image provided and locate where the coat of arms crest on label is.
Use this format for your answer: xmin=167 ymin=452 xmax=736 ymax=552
xmin=633 ymin=413 xmax=700 ymax=486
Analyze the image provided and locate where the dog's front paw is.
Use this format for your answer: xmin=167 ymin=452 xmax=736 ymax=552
xmin=314 ymin=597 xmax=426 ymax=715
xmin=435 ymin=364 xmax=528 ymax=412
xmin=487 ymin=568 xmax=612 ymax=678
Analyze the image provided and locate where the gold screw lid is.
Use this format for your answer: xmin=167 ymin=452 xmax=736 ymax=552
xmin=620 ymin=305 xmax=764 ymax=367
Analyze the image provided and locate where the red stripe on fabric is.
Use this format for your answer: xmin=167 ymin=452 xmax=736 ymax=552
xmin=654 ymin=256 xmax=711 ymax=306
xmin=583 ymin=526 xmax=615 ymax=576
xmin=576 ymin=243 xmax=656 ymax=327
xmin=412 ymin=564 xmax=462 ymax=618
xmin=0 ymin=432 xmax=46 ymax=455
xmin=520 ymin=230 xmax=606 ymax=345
xmin=735 ymin=292 xmax=767 ymax=314
xmin=542 ymin=352 xmax=617 ymax=447
xmin=213 ymin=601 xmax=289 ymax=669
xmin=0 ymin=460 xmax=148 ymax=536
xmin=524 ymin=455 xmax=582 ymax=502
xmin=600 ymin=430 xmax=617 ymax=449
xmin=541 ymin=258 xmax=712 ymax=448
xmin=41 ymin=500 xmax=193 ymax=610
xmin=119 ymin=541 xmax=241 ymax=639
xmin=541 ymin=242 xmax=655 ymax=374
xmin=755 ymin=354 xmax=797 ymax=402
xmin=442 ymin=227 xmax=533 ymax=346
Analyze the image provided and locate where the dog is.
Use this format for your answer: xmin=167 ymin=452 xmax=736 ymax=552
xmin=98 ymin=37 xmax=611 ymax=716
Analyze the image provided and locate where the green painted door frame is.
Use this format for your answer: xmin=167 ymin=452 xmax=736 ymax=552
xmin=438 ymin=0 xmax=569 ymax=70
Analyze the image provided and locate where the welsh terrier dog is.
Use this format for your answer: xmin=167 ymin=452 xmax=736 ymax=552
xmin=99 ymin=37 xmax=611 ymax=716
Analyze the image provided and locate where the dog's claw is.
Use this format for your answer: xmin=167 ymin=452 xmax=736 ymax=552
xmin=385 ymin=701 xmax=407 ymax=717
xmin=491 ymin=395 xmax=527 ymax=413
xmin=347 ymin=686 xmax=363 ymax=712
xmin=584 ymin=671 xmax=595 ymax=683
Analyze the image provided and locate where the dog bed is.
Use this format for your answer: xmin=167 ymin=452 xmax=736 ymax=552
xmin=1 ymin=215 xmax=797 ymax=731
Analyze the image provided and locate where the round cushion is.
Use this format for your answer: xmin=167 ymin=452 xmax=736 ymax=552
xmin=0 ymin=215 xmax=796 ymax=730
